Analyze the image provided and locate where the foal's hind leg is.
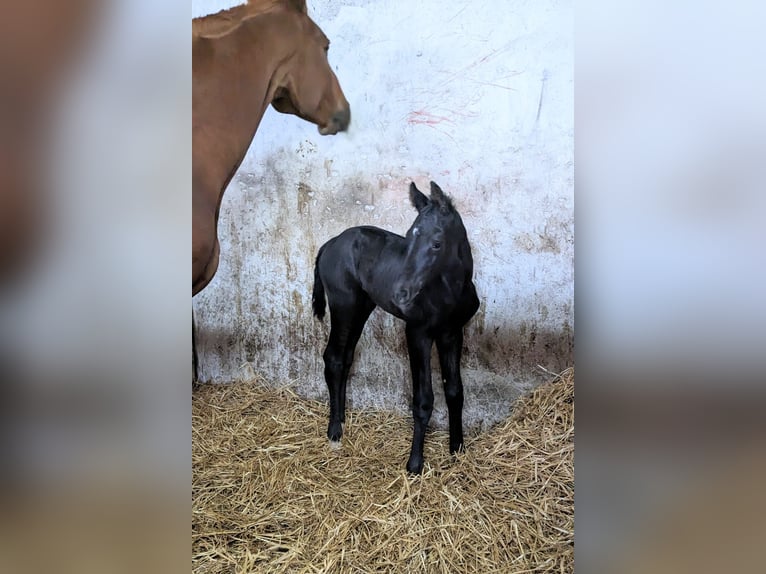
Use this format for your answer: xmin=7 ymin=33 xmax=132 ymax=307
xmin=323 ymin=296 xmax=374 ymax=442
xmin=436 ymin=328 xmax=465 ymax=455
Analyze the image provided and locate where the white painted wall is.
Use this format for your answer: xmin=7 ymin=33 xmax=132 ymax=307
xmin=193 ymin=0 xmax=573 ymax=429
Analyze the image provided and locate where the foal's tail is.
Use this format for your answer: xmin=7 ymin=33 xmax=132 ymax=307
xmin=311 ymin=248 xmax=326 ymax=321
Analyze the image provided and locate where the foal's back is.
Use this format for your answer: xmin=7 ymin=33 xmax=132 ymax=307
xmin=315 ymin=225 xmax=407 ymax=319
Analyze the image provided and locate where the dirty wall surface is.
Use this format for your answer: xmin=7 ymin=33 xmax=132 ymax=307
xmin=192 ymin=0 xmax=573 ymax=430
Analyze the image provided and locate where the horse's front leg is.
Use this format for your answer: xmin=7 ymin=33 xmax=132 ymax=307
xmin=192 ymin=202 xmax=221 ymax=296
xmin=436 ymin=328 xmax=465 ymax=455
xmin=192 ymin=310 xmax=199 ymax=382
xmin=405 ymin=324 xmax=434 ymax=474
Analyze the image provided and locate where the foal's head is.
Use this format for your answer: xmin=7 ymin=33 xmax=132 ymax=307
xmin=394 ymin=181 xmax=468 ymax=310
xmin=269 ymin=0 xmax=351 ymax=135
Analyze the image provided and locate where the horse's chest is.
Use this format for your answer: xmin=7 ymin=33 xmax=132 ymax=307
xmin=418 ymin=285 xmax=464 ymax=323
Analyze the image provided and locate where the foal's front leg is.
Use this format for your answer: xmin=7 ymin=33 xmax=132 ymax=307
xmin=405 ymin=324 xmax=434 ymax=474
xmin=436 ymin=328 xmax=465 ymax=455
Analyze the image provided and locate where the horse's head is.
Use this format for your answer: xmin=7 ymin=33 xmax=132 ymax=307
xmin=394 ymin=181 xmax=467 ymax=310
xmin=269 ymin=1 xmax=350 ymax=135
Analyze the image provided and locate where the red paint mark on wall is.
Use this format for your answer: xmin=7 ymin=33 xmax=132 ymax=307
xmin=406 ymin=109 xmax=455 ymax=125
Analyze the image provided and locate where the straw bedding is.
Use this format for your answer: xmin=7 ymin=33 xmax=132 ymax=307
xmin=193 ymin=368 xmax=573 ymax=573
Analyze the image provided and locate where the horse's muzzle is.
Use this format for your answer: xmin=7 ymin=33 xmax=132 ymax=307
xmin=395 ymin=287 xmax=411 ymax=306
xmin=394 ymin=283 xmax=422 ymax=313
xmin=319 ymin=108 xmax=350 ymax=135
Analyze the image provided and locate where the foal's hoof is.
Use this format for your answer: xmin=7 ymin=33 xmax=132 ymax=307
xmin=327 ymin=421 xmax=344 ymax=442
xmin=450 ymin=442 xmax=465 ymax=456
xmin=406 ymin=457 xmax=424 ymax=475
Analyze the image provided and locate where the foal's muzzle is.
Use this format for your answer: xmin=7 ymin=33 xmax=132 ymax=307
xmin=394 ymin=280 xmax=422 ymax=310
xmin=395 ymin=287 xmax=411 ymax=306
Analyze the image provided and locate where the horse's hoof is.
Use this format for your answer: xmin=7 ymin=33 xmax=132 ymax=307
xmin=327 ymin=421 xmax=344 ymax=442
xmin=406 ymin=458 xmax=424 ymax=475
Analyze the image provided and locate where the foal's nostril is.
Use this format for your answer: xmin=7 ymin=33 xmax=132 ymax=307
xmin=396 ymin=288 xmax=410 ymax=304
xmin=332 ymin=108 xmax=350 ymax=131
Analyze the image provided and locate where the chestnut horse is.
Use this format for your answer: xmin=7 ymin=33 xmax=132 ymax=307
xmin=192 ymin=0 xmax=350 ymax=296
xmin=0 ymin=1 xmax=98 ymax=286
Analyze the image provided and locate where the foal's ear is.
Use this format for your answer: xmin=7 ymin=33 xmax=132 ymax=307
xmin=429 ymin=181 xmax=446 ymax=205
xmin=409 ymin=182 xmax=429 ymax=212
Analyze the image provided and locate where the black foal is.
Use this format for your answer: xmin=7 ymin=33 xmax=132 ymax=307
xmin=312 ymin=181 xmax=479 ymax=474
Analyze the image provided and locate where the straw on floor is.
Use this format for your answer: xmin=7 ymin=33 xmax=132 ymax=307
xmin=193 ymin=368 xmax=574 ymax=573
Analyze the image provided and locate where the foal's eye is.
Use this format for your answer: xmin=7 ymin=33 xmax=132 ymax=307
xmin=432 ymin=241 xmax=442 ymax=250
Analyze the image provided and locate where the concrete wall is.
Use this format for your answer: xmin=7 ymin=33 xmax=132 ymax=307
xmin=192 ymin=0 xmax=573 ymax=430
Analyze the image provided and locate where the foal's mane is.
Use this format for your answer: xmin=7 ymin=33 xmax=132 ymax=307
xmin=433 ymin=193 xmax=455 ymax=213
xmin=192 ymin=0 xmax=306 ymax=39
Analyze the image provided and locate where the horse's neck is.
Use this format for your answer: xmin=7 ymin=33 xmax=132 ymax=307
xmin=193 ymin=14 xmax=287 ymax=195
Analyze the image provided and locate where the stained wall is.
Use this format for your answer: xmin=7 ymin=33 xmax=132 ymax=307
xmin=192 ymin=0 xmax=573 ymax=429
